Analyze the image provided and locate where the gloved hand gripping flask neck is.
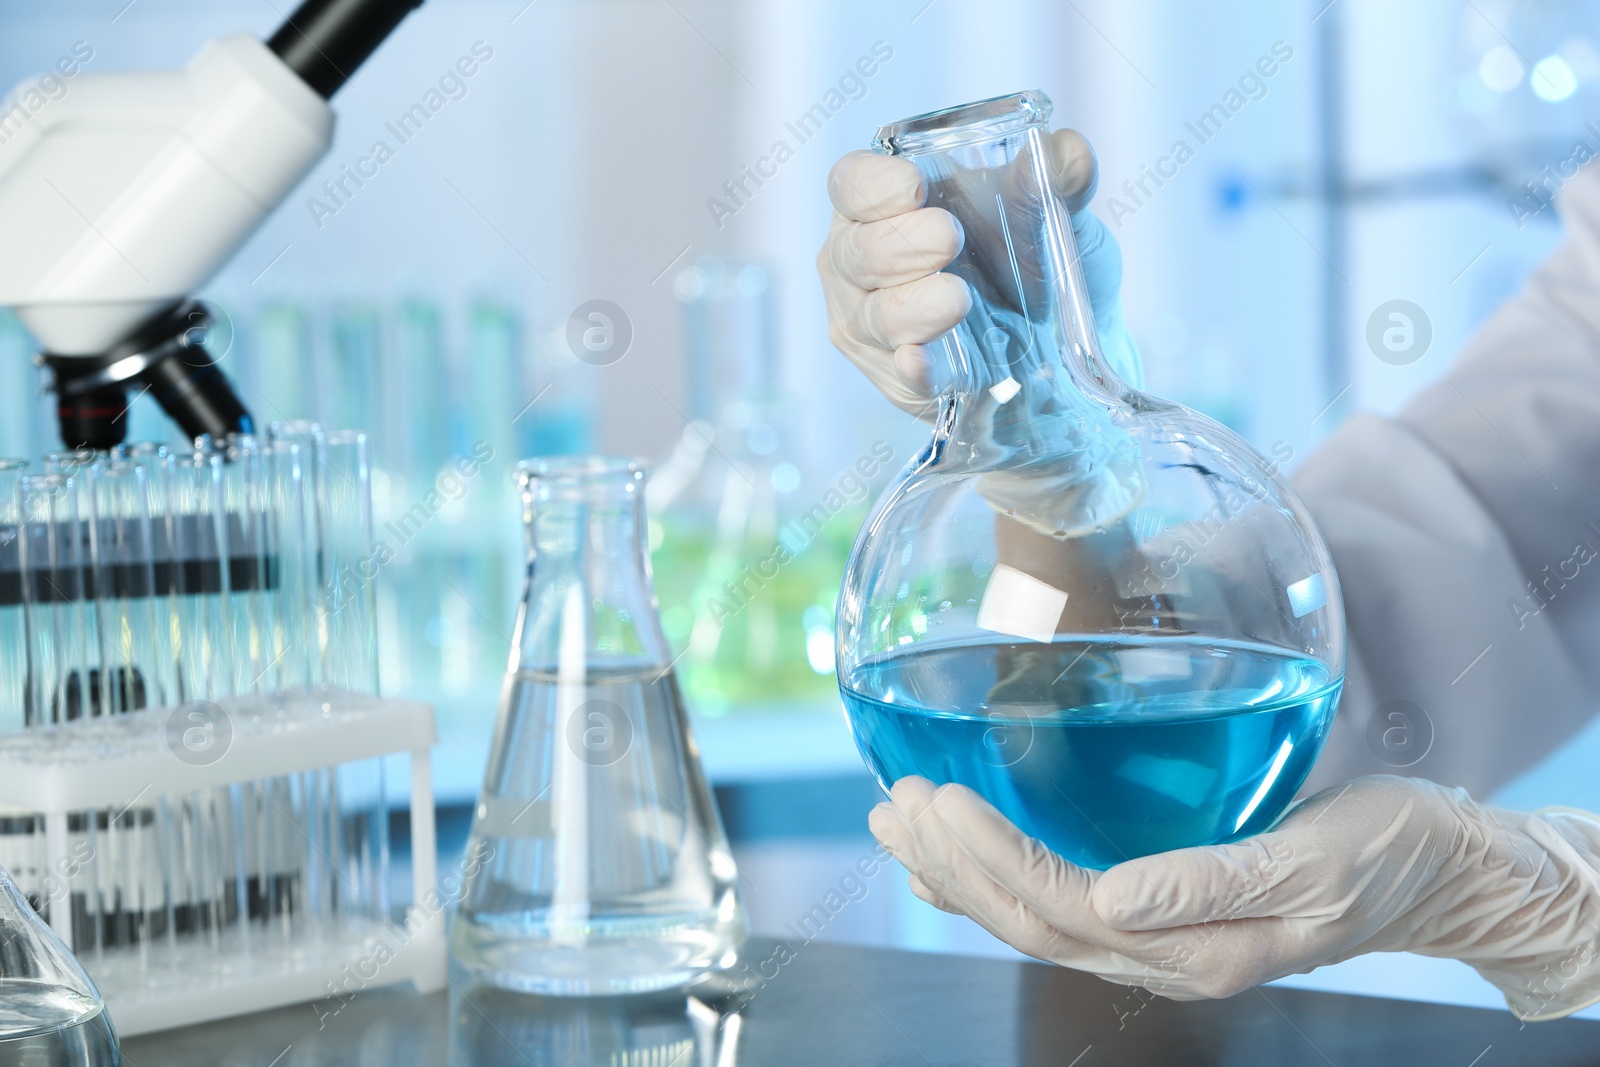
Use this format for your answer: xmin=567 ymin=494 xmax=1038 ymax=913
xmin=879 ymin=89 xmax=1142 ymax=537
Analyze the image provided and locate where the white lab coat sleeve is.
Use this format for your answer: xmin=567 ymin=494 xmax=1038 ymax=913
xmin=1297 ymin=167 xmax=1600 ymax=799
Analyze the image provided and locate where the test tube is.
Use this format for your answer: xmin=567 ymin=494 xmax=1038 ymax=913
xmin=118 ymin=445 xmax=176 ymax=684
xmin=263 ymin=438 xmax=316 ymax=692
xmin=115 ymin=445 xmax=175 ymax=634
xmin=44 ymin=454 xmax=113 ymax=721
xmin=18 ymin=471 xmax=97 ymax=724
xmin=268 ymin=421 xmax=327 ymax=684
xmin=323 ymin=431 xmax=389 ymax=922
xmin=270 ymin=423 xmax=388 ymax=923
xmin=88 ymin=459 xmax=167 ymax=714
xmin=319 ymin=431 xmax=379 ymax=694
xmin=269 ymin=422 xmax=383 ymax=690
xmin=167 ymin=446 xmax=255 ymax=937
xmin=326 ymin=303 xmax=382 ymax=435
xmin=262 ymin=426 xmax=332 ymax=931
xmin=0 ymin=458 xmax=28 ymax=733
xmin=164 ymin=782 xmax=235 ymax=946
xmin=221 ymin=435 xmax=276 ymax=695
xmin=0 ymin=459 xmax=40 ymax=910
xmin=112 ymin=444 xmax=189 ymax=948
xmin=91 ymin=458 xmax=178 ymax=947
xmin=166 ymin=448 xmax=230 ymax=703
xmin=74 ymin=457 xmax=113 ymax=722
xmin=232 ymin=432 xmax=322 ymax=937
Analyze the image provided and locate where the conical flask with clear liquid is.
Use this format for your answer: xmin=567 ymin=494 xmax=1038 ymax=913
xmin=0 ymin=865 xmax=121 ymax=1064
xmin=453 ymin=456 xmax=745 ymax=995
xmin=837 ymin=91 xmax=1346 ymax=871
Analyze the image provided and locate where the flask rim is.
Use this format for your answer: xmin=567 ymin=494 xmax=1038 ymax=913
xmin=516 ymin=454 xmax=647 ymax=487
xmin=873 ymin=89 xmax=1052 ymax=155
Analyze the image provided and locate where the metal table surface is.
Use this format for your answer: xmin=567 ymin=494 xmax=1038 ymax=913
xmin=122 ymin=937 xmax=1600 ymax=1066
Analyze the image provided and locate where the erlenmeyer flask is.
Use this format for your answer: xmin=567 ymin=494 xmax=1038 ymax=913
xmin=453 ymin=456 xmax=745 ymax=995
xmin=837 ymin=91 xmax=1345 ymax=870
xmin=653 ymin=260 xmax=842 ymax=714
xmin=0 ymin=865 xmax=121 ymax=1064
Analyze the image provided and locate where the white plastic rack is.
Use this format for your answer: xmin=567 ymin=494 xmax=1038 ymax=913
xmin=0 ymin=687 xmax=444 ymax=1036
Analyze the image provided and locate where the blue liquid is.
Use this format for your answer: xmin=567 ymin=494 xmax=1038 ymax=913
xmin=842 ymin=639 xmax=1341 ymax=870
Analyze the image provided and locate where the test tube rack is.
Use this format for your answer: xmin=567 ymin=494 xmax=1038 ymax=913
xmin=0 ymin=687 xmax=445 ymax=1036
xmin=0 ymin=425 xmax=448 ymax=1035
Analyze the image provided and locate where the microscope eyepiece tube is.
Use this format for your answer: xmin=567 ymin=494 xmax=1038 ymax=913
xmin=267 ymin=0 xmax=426 ymax=99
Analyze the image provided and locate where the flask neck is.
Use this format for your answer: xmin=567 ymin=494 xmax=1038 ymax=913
xmin=877 ymin=92 xmax=1126 ymax=458
xmin=675 ymin=258 xmax=779 ymax=425
xmin=875 ymin=91 xmax=1144 ymax=536
xmin=516 ymin=457 xmax=670 ymax=672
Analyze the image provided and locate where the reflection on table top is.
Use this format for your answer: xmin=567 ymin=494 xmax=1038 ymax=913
xmin=123 ymin=937 xmax=1600 ymax=1066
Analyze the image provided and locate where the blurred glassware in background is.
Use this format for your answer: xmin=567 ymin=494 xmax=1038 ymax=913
xmin=82 ymin=290 xmax=593 ymax=732
xmin=837 ymin=91 xmax=1346 ymax=871
xmin=652 ymin=260 xmax=850 ymax=716
xmin=3 ymin=286 xmax=596 ymax=794
xmin=1138 ymin=314 xmax=1250 ymax=440
xmin=1457 ymin=0 xmax=1600 ymax=167
xmin=454 ymin=456 xmax=745 ymax=995
xmin=0 ymin=864 xmax=120 ymax=1065
xmin=3 ymin=271 xmax=861 ymax=734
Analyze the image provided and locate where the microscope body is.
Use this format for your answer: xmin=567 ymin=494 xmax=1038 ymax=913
xmin=0 ymin=0 xmax=424 ymax=449
xmin=0 ymin=34 xmax=334 ymax=447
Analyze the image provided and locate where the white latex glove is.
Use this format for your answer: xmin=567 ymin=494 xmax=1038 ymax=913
xmin=870 ymin=774 xmax=1600 ymax=1021
xmin=819 ymin=129 xmax=1140 ymax=418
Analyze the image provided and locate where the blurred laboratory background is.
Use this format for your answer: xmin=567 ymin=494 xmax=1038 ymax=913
xmin=3 ymin=0 xmax=1597 ymax=1017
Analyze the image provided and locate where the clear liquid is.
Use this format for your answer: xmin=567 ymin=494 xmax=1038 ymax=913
xmin=842 ymin=639 xmax=1341 ymax=870
xmin=0 ymin=986 xmax=120 ymax=1066
xmin=453 ymin=666 xmax=743 ymax=995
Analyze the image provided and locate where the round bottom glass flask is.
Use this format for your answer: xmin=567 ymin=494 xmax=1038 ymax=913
xmin=836 ymin=91 xmax=1346 ymax=871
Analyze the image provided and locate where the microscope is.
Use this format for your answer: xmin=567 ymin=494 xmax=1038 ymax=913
xmin=0 ymin=0 xmax=424 ymax=451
